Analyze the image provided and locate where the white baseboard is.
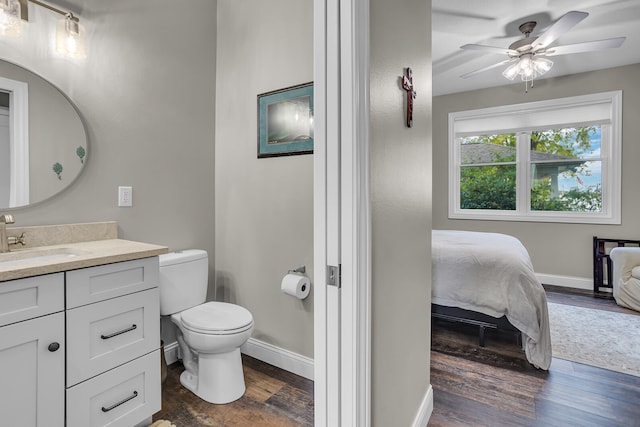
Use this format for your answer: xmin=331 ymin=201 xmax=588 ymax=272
xmin=536 ymin=273 xmax=592 ymax=291
xmin=163 ymin=338 xmax=314 ymax=381
xmin=163 ymin=341 xmax=180 ymax=365
xmin=412 ymin=384 xmax=434 ymax=427
xmin=241 ymin=338 xmax=314 ymax=380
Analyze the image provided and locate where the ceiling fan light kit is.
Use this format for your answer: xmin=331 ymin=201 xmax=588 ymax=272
xmin=460 ymin=10 xmax=626 ymax=93
xmin=502 ymin=54 xmax=553 ymax=81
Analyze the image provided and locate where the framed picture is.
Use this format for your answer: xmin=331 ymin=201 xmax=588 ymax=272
xmin=257 ymin=82 xmax=314 ymax=158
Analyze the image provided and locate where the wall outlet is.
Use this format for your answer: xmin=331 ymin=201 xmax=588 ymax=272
xmin=118 ymin=186 xmax=133 ymax=207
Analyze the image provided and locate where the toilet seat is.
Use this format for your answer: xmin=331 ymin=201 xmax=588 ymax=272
xmin=179 ymin=302 xmax=253 ymax=335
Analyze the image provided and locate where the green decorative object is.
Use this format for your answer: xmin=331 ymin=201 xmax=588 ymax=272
xmin=76 ymin=146 xmax=86 ymax=164
xmin=53 ymin=162 xmax=63 ymax=180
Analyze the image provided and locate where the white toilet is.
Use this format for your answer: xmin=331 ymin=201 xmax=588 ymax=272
xmin=158 ymin=249 xmax=254 ymax=404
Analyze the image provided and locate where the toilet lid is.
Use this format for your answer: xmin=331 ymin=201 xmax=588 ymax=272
xmin=180 ymin=302 xmax=253 ymax=334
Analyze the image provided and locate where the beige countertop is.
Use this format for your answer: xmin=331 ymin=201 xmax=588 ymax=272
xmin=0 ymin=239 xmax=168 ymax=282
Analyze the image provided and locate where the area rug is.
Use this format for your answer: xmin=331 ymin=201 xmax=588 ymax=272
xmin=149 ymin=421 xmax=176 ymax=427
xmin=547 ymin=302 xmax=640 ymax=377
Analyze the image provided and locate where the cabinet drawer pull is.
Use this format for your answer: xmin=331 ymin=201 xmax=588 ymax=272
xmin=100 ymin=324 xmax=137 ymax=340
xmin=101 ymin=390 xmax=138 ymax=412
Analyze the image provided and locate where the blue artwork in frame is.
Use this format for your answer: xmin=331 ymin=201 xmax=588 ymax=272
xmin=257 ymin=82 xmax=314 ymax=158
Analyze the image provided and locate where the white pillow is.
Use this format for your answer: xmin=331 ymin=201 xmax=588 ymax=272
xmin=632 ymin=266 xmax=640 ymax=279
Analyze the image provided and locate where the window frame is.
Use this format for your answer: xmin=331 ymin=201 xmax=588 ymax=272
xmin=448 ymin=91 xmax=622 ymax=224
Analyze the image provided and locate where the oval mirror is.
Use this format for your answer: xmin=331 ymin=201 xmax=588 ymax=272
xmin=0 ymin=59 xmax=87 ymax=209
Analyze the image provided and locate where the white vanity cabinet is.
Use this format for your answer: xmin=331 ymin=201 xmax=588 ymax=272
xmin=0 ymin=273 xmax=66 ymax=427
xmin=65 ymin=257 xmax=161 ymax=427
xmin=0 ymin=256 xmax=162 ymax=427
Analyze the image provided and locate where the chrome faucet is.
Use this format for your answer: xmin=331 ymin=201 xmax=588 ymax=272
xmin=1 ymin=214 xmax=15 ymax=253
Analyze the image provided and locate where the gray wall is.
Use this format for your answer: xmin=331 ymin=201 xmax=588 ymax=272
xmin=433 ymin=64 xmax=640 ymax=281
xmin=0 ymin=1 xmax=217 ymax=300
xmin=215 ymin=0 xmax=314 ymax=358
xmin=370 ymin=0 xmax=432 ymax=425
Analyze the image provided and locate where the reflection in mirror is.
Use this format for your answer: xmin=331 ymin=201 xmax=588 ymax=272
xmin=0 ymin=59 xmax=87 ymax=209
xmin=0 ymin=74 xmax=28 ymax=207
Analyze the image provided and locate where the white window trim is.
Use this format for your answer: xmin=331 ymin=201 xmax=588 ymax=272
xmin=448 ymin=91 xmax=622 ymax=224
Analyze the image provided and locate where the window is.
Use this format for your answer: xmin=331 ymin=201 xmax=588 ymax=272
xmin=449 ymin=91 xmax=621 ymax=224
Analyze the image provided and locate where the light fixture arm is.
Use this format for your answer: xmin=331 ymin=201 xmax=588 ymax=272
xmin=18 ymin=0 xmax=79 ymax=23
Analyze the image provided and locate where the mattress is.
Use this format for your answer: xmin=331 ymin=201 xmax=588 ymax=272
xmin=432 ymin=229 xmax=552 ymax=369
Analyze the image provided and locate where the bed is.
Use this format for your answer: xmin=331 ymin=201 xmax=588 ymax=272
xmin=432 ymin=229 xmax=552 ymax=370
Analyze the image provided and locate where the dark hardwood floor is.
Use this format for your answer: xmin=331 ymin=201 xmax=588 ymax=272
xmin=430 ymin=286 xmax=640 ymax=427
xmin=153 ymin=355 xmax=313 ymax=426
xmin=154 ymin=287 xmax=638 ymax=426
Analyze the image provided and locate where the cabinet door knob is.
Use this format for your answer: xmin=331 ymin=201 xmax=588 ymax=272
xmin=48 ymin=342 xmax=60 ymax=352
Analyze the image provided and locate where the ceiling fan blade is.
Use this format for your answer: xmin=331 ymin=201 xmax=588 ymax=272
xmin=543 ymin=37 xmax=626 ymax=56
xmin=461 ymin=44 xmax=519 ymax=56
xmin=460 ymin=58 xmax=517 ymax=79
xmin=532 ymin=10 xmax=589 ymax=49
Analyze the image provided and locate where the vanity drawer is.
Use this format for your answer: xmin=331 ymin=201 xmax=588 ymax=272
xmin=0 ymin=273 xmax=64 ymax=327
xmin=66 ymin=257 xmax=159 ymax=308
xmin=66 ymin=288 xmax=160 ymax=386
xmin=66 ymin=350 xmax=161 ymax=427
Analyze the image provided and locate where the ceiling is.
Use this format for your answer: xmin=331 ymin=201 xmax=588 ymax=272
xmin=432 ymin=0 xmax=640 ymax=96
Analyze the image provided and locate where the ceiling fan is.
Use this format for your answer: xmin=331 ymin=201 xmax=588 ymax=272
xmin=459 ymin=10 xmax=626 ymax=88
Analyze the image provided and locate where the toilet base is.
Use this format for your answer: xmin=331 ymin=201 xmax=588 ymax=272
xmin=180 ymin=347 xmax=246 ymax=404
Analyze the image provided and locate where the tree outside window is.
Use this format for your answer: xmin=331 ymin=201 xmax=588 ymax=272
xmin=459 ymin=126 xmax=602 ymax=213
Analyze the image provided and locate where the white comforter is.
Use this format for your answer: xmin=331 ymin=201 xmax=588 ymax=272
xmin=432 ymin=230 xmax=552 ymax=369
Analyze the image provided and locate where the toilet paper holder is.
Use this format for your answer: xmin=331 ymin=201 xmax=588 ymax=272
xmin=288 ymin=265 xmax=306 ymax=275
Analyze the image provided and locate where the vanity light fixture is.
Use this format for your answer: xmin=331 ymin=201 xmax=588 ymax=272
xmin=2 ymin=0 xmax=86 ymax=59
xmin=0 ymin=0 xmax=23 ymax=37
xmin=54 ymin=11 xmax=86 ymax=59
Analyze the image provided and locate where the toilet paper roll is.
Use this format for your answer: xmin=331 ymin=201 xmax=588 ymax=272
xmin=281 ymin=273 xmax=311 ymax=299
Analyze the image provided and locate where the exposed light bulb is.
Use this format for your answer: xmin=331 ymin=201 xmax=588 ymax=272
xmin=65 ymin=32 xmax=77 ymax=53
xmin=56 ymin=15 xmax=86 ymax=59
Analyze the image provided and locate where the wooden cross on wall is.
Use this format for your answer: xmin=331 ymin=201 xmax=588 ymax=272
xmin=402 ymin=67 xmax=417 ymax=128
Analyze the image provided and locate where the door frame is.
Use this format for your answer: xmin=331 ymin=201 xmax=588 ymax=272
xmin=313 ymin=0 xmax=371 ymax=425
xmin=0 ymin=76 xmax=29 ymax=207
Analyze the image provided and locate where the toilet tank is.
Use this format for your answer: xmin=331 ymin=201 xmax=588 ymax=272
xmin=158 ymin=249 xmax=209 ymax=315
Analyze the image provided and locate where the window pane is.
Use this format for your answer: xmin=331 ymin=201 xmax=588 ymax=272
xmin=530 ymin=126 xmax=601 ymax=159
xmin=531 ymin=161 xmax=602 ymax=212
xmin=461 ymin=134 xmax=516 ymax=164
xmin=460 ymin=165 xmax=516 ymax=210
xmin=530 ymin=126 xmax=603 ymax=213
